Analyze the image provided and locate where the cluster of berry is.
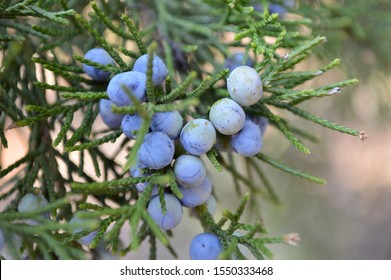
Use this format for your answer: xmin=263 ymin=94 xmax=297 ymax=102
xmin=85 ymin=49 xmax=222 ymax=258
xmin=6 ymin=48 xmax=267 ymax=259
xmin=210 ymin=65 xmax=264 ymax=157
xmin=83 ymin=48 xmax=270 ymax=259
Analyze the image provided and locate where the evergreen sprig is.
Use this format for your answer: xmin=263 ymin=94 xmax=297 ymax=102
xmin=0 ymin=0 xmax=366 ymax=260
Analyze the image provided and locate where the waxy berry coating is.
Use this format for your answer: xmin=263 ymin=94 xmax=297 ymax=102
xmin=69 ymin=211 xmax=99 ymax=246
xmin=138 ymin=132 xmax=175 ymax=169
xmin=227 ymin=66 xmax=263 ymax=107
xmin=129 ymin=160 xmax=159 ymax=196
xmin=121 ymin=114 xmax=143 ymax=139
xmin=99 ymin=99 xmax=124 ymax=129
xmin=107 ymin=71 xmax=147 ymax=106
xmin=231 ymin=119 xmax=263 ymax=157
xmin=209 ymin=98 xmax=245 ymax=135
xmin=248 ymin=115 xmax=269 ymax=135
xmin=180 ymin=119 xmax=216 ymax=155
xmin=18 ymin=193 xmax=50 ymax=225
xmin=18 ymin=193 xmax=49 ymax=213
xmin=189 ymin=233 xmax=222 ymax=260
xmin=148 ymin=194 xmax=183 ymax=230
xmin=133 ymin=54 xmax=168 ymax=86
xmin=151 ymin=111 xmax=183 ymax=140
xmin=174 ymin=155 xmax=206 ymax=188
xmin=82 ymin=48 xmax=114 ymax=82
xmin=178 ymin=177 xmax=212 ymax=208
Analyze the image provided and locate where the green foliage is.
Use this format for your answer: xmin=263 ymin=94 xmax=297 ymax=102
xmin=0 ymin=0 xmax=366 ymax=260
xmin=299 ymin=0 xmax=391 ymax=74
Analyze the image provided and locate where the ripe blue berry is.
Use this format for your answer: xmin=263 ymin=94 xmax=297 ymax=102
xmin=135 ymin=183 xmax=159 ymax=197
xmin=269 ymin=0 xmax=294 ymax=16
xmin=174 ymin=155 xmax=206 ymax=188
xmin=209 ymin=98 xmax=245 ymax=135
xmin=138 ymin=132 xmax=175 ymax=169
xmin=189 ymin=233 xmax=222 ymax=260
xmin=130 ymin=160 xmax=159 ymax=196
xmin=69 ymin=211 xmax=99 ymax=246
xmin=133 ymin=54 xmax=168 ymax=86
xmin=107 ymin=71 xmax=147 ymax=106
xmin=231 ymin=119 xmax=263 ymax=157
xmin=18 ymin=193 xmax=50 ymax=225
xmin=99 ymin=99 xmax=125 ymax=129
xmin=130 ymin=159 xmax=147 ymax=178
xmin=248 ymin=115 xmax=269 ymax=135
xmin=130 ymin=159 xmax=147 ymax=185
xmin=121 ymin=114 xmax=143 ymax=139
xmin=148 ymin=194 xmax=183 ymax=230
xmin=225 ymin=52 xmax=253 ymax=72
xmin=178 ymin=177 xmax=212 ymax=208
xmin=180 ymin=119 xmax=216 ymax=155
xmin=151 ymin=111 xmax=183 ymax=140
xmin=0 ymin=234 xmax=23 ymax=259
xmin=227 ymin=66 xmax=263 ymax=107
xmin=82 ymin=48 xmax=114 ymax=82
xmin=254 ymin=1 xmax=294 ymax=17
xmin=268 ymin=3 xmax=287 ymax=16
xmin=18 ymin=193 xmax=49 ymax=213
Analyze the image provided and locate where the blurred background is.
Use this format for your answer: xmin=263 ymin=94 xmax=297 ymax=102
xmin=1 ymin=0 xmax=391 ymax=260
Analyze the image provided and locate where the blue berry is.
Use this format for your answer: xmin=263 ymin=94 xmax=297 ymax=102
xmin=0 ymin=234 xmax=23 ymax=259
xmin=18 ymin=193 xmax=49 ymax=212
xmin=138 ymin=132 xmax=175 ymax=169
xmin=107 ymin=71 xmax=147 ymax=106
xmin=268 ymin=3 xmax=287 ymax=16
xmin=136 ymin=183 xmax=159 ymax=197
xmin=178 ymin=177 xmax=212 ymax=208
xmin=121 ymin=114 xmax=143 ymax=139
xmin=269 ymin=0 xmax=295 ymax=16
xmin=82 ymin=48 xmax=114 ymax=82
xmin=174 ymin=155 xmax=206 ymax=188
xmin=209 ymin=98 xmax=245 ymax=135
xmin=254 ymin=1 xmax=294 ymax=17
xmin=189 ymin=233 xmax=222 ymax=260
xmin=99 ymin=99 xmax=125 ymax=129
xmin=69 ymin=211 xmax=99 ymax=246
xmin=18 ymin=193 xmax=50 ymax=225
xmin=148 ymin=194 xmax=183 ymax=230
xmin=129 ymin=160 xmax=148 ymax=187
xmin=227 ymin=66 xmax=263 ymax=107
xmin=231 ymin=119 xmax=263 ymax=157
xmin=133 ymin=54 xmax=168 ymax=86
xmin=130 ymin=159 xmax=147 ymax=178
xmin=248 ymin=115 xmax=269 ymax=135
xmin=151 ymin=111 xmax=183 ymax=140
xmin=130 ymin=160 xmax=159 ymax=196
xmin=225 ymin=52 xmax=253 ymax=72
xmin=180 ymin=119 xmax=216 ymax=155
